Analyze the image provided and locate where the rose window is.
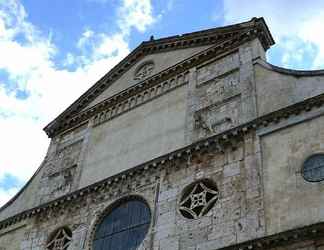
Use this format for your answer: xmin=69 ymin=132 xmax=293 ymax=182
xmin=46 ymin=227 xmax=72 ymax=250
xmin=179 ymin=179 xmax=219 ymax=219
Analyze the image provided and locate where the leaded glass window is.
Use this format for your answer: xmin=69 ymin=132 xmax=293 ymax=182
xmin=93 ymin=199 xmax=151 ymax=250
xmin=46 ymin=227 xmax=72 ymax=250
xmin=303 ymin=154 xmax=324 ymax=182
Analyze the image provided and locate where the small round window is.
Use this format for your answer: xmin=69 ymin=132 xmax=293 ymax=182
xmin=302 ymin=154 xmax=324 ymax=182
xmin=93 ymin=198 xmax=151 ymax=250
xmin=179 ymin=179 xmax=219 ymax=219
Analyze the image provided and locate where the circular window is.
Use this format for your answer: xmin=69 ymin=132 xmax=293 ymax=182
xmin=179 ymin=179 xmax=219 ymax=219
xmin=302 ymin=154 xmax=324 ymax=182
xmin=93 ymin=198 xmax=151 ymax=250
xmin=134 ymin=62 xmax=154 ymax=81
xmin=46 ymin=227 xmax=72 ymax=250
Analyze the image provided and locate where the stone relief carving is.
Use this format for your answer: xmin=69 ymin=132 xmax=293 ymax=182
xmin=195 ymin=112 xmax=232 ymax=134
xmin=197 ymin=53 xmax=239 ymax=84
xmin=194 ymin=96 xmax=240 ymax=139
xmin=40 ymin=140 xmax=83 ymax=201
xmin=134 ymin=61 xmax=154 ymax=80
xmin=203 ymin=72 xmax=240 ymax=106
xmin=194 ymin=72 xmax=241 ymax=138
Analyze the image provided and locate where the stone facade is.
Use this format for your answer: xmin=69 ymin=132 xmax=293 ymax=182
xmin=1 ymin=17 xmax=324 ymax=250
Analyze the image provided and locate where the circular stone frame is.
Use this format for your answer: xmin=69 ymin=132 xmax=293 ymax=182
xmin=133 ymin=61 xmax=155 ymax=81
xmin=302 ymin=153 xmax=324 ymax=182
xmin=88 ymin=195 xmax=152 ymax=250
xmin=178 ymin=178 xmax=219 ymax=220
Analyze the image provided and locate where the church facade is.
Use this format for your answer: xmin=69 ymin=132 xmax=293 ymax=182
xmin=1 ymin=17 xmax=324 ymax=250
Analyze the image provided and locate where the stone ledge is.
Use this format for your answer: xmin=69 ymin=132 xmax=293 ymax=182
xmin=1 ymin=91 xmax=324 ymax=229
xmin=218 ymin=222 xmax=324 ymax=250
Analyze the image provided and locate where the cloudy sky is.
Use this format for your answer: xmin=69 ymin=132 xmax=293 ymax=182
xmin=0 ymin=0 xmax=324 ymax=207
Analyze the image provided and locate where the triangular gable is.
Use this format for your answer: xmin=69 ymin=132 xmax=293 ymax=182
xmin=44 ymin=17 xmax=274 ymax=137
xmin=84 ymin=44 xmax=213 ymax=110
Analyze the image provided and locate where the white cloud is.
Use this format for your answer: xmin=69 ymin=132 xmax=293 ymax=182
xmin=118 ymin=0 xmax=155 ymax=34
xmin=0 ymin=187 xmax=18 ymax=207
xmin=0 ymin=0 xmax=155 ymax=206
xmin=222 ymin=0 xmax=324 ymax=69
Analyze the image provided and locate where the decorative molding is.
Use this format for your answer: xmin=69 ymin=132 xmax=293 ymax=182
xmin=255 ymin=58 xmax=324 ymax=77
xmin=218 ymin=222 xmax=324 ymax=250
xmin=134 ymin=61 xmax=155 ymax=80
xmin=44 ymin=18 xmax=274 ymax=138
xmin=2 ymin=91 xmax=324 ymax=230
xmin=93 ymin=71 xmax=189 ymax=127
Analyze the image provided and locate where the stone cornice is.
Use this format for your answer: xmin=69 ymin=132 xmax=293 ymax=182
xmin=255 ymin=59 xmax=324 ymax=76
xmin=219 ymin=222 xmax=324 ymax=250
xmin=44 ymin=17 xmax=274 ymax=138
xmin=2 ymin=91 xmax=324 ymax=230
xmin=46 ymin=32 xmax=257 ymax=137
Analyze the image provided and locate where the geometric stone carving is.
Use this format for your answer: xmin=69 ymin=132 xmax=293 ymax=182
xmin=179 ymin=179 xmax=219 ymax=219
xmin=46 ymin=227 xmax=72 ymax=250
xmin=134 ymin=61 xmax=154 ymax=81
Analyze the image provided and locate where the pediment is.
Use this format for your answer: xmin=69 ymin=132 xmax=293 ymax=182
xmin=44 ymin=17 xmax=274 ymax=138
xmin=84 ymin=45 xmax=212 ymax=110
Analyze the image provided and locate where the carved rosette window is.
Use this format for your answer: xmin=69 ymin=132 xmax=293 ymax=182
xmin=179 ymin=179 xmax=219 ymax=219
xmin=134 ymin=62 xmax=154 ymax=80
xmin=46 ymin=227 xmax=72 ymax=250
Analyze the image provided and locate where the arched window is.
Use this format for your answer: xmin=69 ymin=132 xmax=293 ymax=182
xmin=93 ymin=199 xmax=151 ymax=250
xmin=46 ymin=227 xmax=72 ymax=250
xmin=302 ymin=154 xmax=324 ymax=182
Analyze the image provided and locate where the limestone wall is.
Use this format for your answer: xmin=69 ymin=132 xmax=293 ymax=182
xmin=3 ymin=35 xmax=324 ymax=250
xmin=84 ymin=45 xmax=212 ymax=110
xmin=255 ymin=61 xmax=324 ymax=116
xmin=260 ymin=114 xmax=324 ymax=235
xmin=79 ymin=84 xmax=188 ymax=188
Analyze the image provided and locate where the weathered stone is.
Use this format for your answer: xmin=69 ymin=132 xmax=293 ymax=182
xmin=2 ymin=18 xmax=324 ymax=250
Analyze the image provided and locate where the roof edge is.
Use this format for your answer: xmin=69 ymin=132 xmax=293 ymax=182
xmin=255 ymin=58 xmax=324 ymax=76
xmin=43 ymin=17 xmax=274 ymax=137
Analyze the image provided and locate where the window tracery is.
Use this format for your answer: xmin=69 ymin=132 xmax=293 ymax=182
xmin=179 ymin=179 xmax=219 ymax=219
xmin=46 ymin=227 xmax=72 ymax=250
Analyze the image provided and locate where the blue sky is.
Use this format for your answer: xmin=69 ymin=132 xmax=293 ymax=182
xmin=0 ymin=0 xmax=324 ymax=206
